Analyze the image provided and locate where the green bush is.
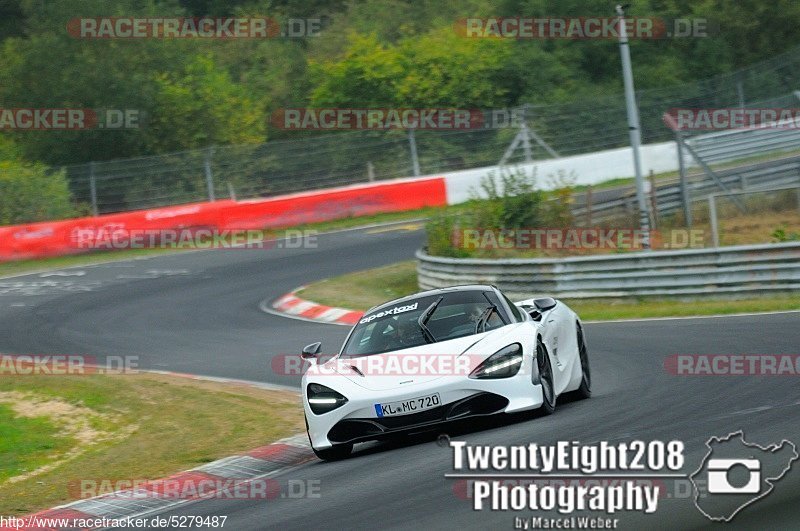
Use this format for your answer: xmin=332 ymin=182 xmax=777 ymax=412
xmin=0 ymin=161 xmax=77 ymax=225
xmin=425 ymin=211 xmax=471 ymax=258
xmin=772 ymin=226 xmax=799 ymax=242
xmin=470 ymin=168 xmax=545 ymax=229
xmin=425 ymin=167 xmax=575 ymax=257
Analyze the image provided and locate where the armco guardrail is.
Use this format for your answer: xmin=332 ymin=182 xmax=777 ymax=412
xmin=572 ymin=155 xmax=800 ymax=222
xmin=416 ymin=243 xmax=800 ymax=299
xmin=686 ymin=108 xmax=800 ymax=166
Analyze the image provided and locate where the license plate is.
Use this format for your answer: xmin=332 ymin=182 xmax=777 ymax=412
xmin=374 ymin=393 xmax=441 ymax=418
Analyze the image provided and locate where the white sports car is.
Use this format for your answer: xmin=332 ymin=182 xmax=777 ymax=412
xmin=300 ymin=284 xmax=591 ymax=460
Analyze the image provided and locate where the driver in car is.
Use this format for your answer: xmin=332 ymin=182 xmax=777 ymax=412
xmin=390 ymin=316 xmax=424 ymax=348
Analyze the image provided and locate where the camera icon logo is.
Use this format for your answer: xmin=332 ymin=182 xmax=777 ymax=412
xmin=706 ymin=458 xmax=760 ymax=494
xmin=690 ymin=431 xmax=797 ymax=522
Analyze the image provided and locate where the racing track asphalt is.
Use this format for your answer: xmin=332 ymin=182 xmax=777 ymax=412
xmin=0 ymin=224 xmax=797 ymax=530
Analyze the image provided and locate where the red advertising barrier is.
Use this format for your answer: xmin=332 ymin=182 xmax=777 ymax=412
xmin=219 ymin=177 xmax=447 ymax=230
xmin=0 ymin=178 xmax=446 ymax=261
xmin=0 ymin=200 xmax=235 ymax=261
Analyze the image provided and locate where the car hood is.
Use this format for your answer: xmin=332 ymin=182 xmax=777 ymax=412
xmin=325 ymin=331 xmax=503 ymax=392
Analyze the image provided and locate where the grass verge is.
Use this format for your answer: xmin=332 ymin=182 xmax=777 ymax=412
xmin=0 ymin=372 xmax=302 ymax=515
xmin=298 ymin=261 xmax=419 ymax=310
xmin=297 ymin=261 xmax=800 ymax=320
xmin=0 ymin=404 xmax=74 ymax=484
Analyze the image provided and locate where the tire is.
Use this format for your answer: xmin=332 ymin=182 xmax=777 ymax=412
xmin=574 ymin=322 xmax=592 ymax=399
xmin=536 ymin=339 xmax=556 ymax=415
xmin=305 ymin=415 xmax=353 ymax=461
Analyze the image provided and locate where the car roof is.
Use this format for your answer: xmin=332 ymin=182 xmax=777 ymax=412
xmin=364 ymin=284 xmax=498 ymax=314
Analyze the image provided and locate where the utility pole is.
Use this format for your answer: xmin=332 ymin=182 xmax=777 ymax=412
xmin=616 ymin=4 xmax=651 ymax=249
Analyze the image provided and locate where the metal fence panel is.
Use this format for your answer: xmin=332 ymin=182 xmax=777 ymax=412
xmin=57 ymin=47 xmax=800 ymax=216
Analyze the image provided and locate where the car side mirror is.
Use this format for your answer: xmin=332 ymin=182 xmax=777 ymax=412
xmin=533 ymin=297 xmax=557 ymax=311
xmin=520 ymin=304 xmax=542 ymax=322
xmin=301 ymin=342 xmax=322 ymax=360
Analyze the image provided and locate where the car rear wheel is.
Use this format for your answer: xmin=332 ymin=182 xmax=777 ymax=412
xmin=536 ymin=340 xmax=556 ymax=415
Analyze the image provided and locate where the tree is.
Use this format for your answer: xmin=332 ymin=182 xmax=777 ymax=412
xmin=310 ymin=28 xmax=514 ymax=108
xmin=147 ymin=54 xmax=267 ymax=151
xmin=0 ymin=161 xmax=77 ymax=223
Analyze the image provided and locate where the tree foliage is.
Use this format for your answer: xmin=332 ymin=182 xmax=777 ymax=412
xmin=0 ymin=162 xmax=77 ymax=224
xmin=0 ymin=0 xmax=798 ymax=166
xmin=148 ymin=54 xmax=267 ymax=151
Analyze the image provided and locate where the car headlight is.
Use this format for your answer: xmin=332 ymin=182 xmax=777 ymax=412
xmin=469 ymin=344 xmax=524 ymax=379
xmin=306 ymin=383 xmax=348 ymax=414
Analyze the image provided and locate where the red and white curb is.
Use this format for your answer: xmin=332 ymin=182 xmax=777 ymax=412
xmin=5 ymin=434 xmax=315 ymax=531
xmin=263 ymin=289 xmax=364 ymax=326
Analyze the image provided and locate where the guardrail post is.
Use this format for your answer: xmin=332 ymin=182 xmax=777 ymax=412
xmin=367 ymin=161 xmax=375 ymax=182
xmin=708 ymin=194 xmax=720 ymax=247
xmin=674 ymin=129 xmax=692 ymax=228
xmin=649 ymin=170 xmax=659 ymax=228
xmin=89 ymin=161 xmax=98 ymax=217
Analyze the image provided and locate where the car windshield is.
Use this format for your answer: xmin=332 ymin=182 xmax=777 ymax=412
xmin=341 ymin=290 xmax=506 ymax=357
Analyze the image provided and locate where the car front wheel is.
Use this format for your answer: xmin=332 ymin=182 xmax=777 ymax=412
xmin=574 ymin=322 xmax=591 ymax=399
xmin=536 ymin=339 xmax=556 ymax=415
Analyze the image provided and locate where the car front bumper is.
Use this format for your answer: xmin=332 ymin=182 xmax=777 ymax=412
xmin=304 ymin=373 xmax=544 ymax=450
